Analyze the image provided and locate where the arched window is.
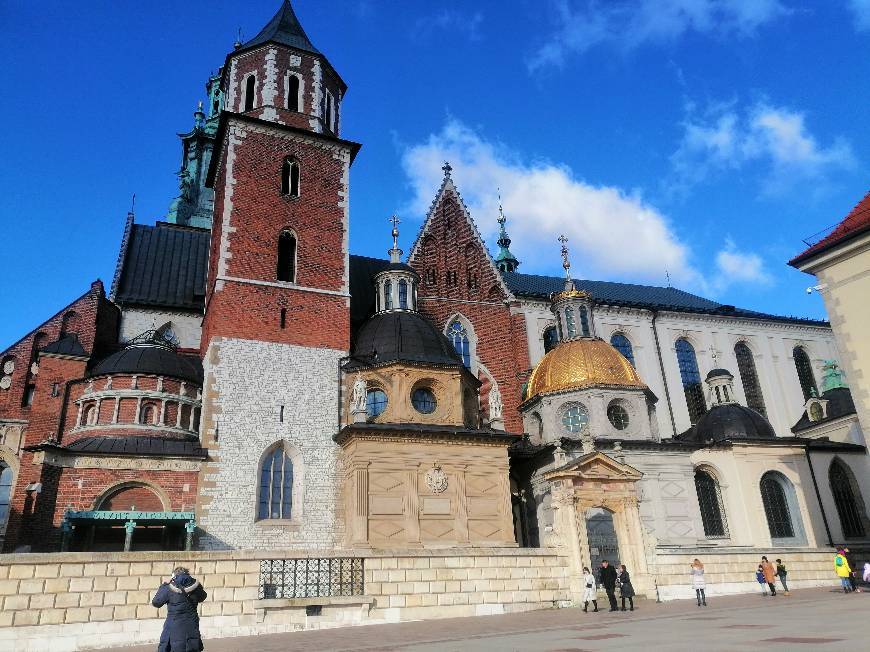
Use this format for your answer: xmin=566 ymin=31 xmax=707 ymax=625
xmin=83 ymin=403 xmax=97 ymax=426
xmin=276 ymin=230 xmax=297 ymax=283
xmin=760 ymin=472 xmax=795 ymax=540
xmin=448 ymin=320 xmax=471 ymax=368
xmin=324 ymin=92 xmax=334 ymax=132
xmin=694 ymin=469 xmax=728 ymax=538
xmin=60 ymin=311 xmax=79 ymax=336
xmin=565 ymin=307 xmax=577 ymax=338
xmin=287 ymin=74 xmax=301 ymax=112
xmin=140 ymin=404 xmax=155 ymax=425
xmin=243 ymin=75 xmax=256 ymax=111
xmin=793 ymin=346 xmax=817 ymax=400
xmin=281 ymin=158 xmax=300 ymax=198
xmin=578 ymin=306 xmax=590 ymax=337
xmin=258 ymin=445 xmax=294 ymax=520
xmin=675 ymin=338 xmax=706 ymax=424
xmin=383 ymin=280 xmax=393 ymax=310
xmin=735 ymin=342 xmax=766 ymax=417
xmin=398 ymin=280 xmax=408 ymax=309
xmin=610 ymin=333 xmax=635 ymax=367
xmin=543 ymin=326 xmax=558 ymax=353
xmin=829 ymin=460 xmax=866 ymax=538
xmin=0 ymin=462 xmax=13 ymax=533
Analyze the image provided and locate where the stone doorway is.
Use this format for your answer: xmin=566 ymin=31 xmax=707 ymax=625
xmin=586 ymin=507 xmax=620 ymax=570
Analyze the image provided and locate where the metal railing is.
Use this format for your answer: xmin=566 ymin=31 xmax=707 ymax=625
xmin=259 ymin=558 xmax=365 ymax=599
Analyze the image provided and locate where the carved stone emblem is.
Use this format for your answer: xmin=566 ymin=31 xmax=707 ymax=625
xmin=30 ymin=362 xmax=39 ymax=376
xmin=2 ymin=360 xmax=14 ymax=374
xmin=0 ymin=376 xmax=11 ymax=390
xmin=425 ymin=465 xmax=448 ymax=494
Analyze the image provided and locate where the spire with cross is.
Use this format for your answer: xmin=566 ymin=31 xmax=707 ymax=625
xmin=388 ymin=215 xmax=402 ymax=263
xmin=442 ymin=161 xmax=452 ymax=178
xmin=494 ymin=190 xmax=520 ymax=273
xmin=558 ymin=234 xmax=575 ymax=291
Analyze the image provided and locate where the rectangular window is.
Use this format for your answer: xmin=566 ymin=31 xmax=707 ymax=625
xmin=51 ymin=383 xmax=60 ymax=397
xmin=22 ymin=384 xmax=35 ymax=407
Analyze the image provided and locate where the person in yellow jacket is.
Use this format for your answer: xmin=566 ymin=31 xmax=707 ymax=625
xmin=835 ymin=549 xmax=853 ymax=592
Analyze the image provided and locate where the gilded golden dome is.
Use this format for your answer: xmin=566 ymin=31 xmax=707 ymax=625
xmin=526 ymin=338 xmax=646 ymax=400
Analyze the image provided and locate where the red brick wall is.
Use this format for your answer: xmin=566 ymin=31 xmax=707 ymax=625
xmin=409 ymin=189 xmax=531 ymax=434
xmin=100 ymin=485 xmax=165 ymax=511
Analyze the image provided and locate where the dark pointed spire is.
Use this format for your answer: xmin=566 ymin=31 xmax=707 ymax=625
xmin=494 ymin=192 xmax=519 ymax=273
xmin=243 ymin=0 xmax=320 ymax=54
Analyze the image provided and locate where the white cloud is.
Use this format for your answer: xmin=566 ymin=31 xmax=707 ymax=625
xmin=714 ymin=239 xmax=773 ymax=286
xmin=413 ymin=9 xmax=484 ymax=41
xmin=529 ymin=0 xmax=788 ymax=70
xmin=849 ymin=0 xmax=870 ymax=30
xmin=670 ymin=102 xmax=855 ymax=196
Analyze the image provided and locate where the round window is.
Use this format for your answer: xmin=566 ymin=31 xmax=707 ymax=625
xmin=607 ymin=403 xmax=629 ymax=430
xmin=412 ymin=387 xmax=437 ymax=414
xmin=561 ymin=404 xmax=588 ymax=433
xmin=366 ymin=388 xmax=388 ymax=418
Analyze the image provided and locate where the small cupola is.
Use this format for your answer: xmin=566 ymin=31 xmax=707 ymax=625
xmin=706 ymin=368 xmax=736 ymax=406
xmin=550 ymin=235 xmax=594 ymax=341
xmin=494 ymin=195 xmax=520 ymax=273
xmin=373 ymin=216 xmax=420 ymax=313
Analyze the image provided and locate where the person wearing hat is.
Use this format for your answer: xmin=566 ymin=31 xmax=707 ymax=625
xmin=835 ymin=549 xmax=853 ymax=593
xmin=152 ymin=566 xmax=208 ymax=651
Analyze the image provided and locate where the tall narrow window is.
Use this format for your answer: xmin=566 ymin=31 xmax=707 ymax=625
xmin=398 ymin=279 xmax=408 ymax=309
xmin=0 ymin=462 xmax=13 ymax=533
xmin=448 ymin=320 xmax=471 ymax=368
xmin=257 ymin=445 xmax=293 ymax=520
xmin=288 ymin=74 xmax=300 ymax=112
xmin=793 ymin=346 xmax=817 ymax=400
xmin=543 ymin=326 xmax=558 ymax=353
xmin=140 ymin=404 xmax=155 ymax=425
xmin=830 ymin=460 xmax=866 ymax=538
xmin=281 ymin=158 xmax=300 ymax=197
xmin=735 ymin=341 xmax=767 ymax=417
xmin=244 ymin=75 xmax=256 ymax=112
xmin=565 ymin=307 xmax=577 ymax=338
xmin=277 ymin=231 xmax=297 ymax=283
xmin=610 ymin=333 xmax=635 ymax=367
xmin=760 ymin=472 xmax=795 ymax=540
xmin=324 ymin=92 xmax=334 ymax=132
xmin=694 ymin=469 xmax=728 ymax=538
xmin=383 ymin=280 xmax=393 ymax=310
xmin=675 ymin=338 xmax=706 ymax=424
xmin=578 ymin=306 xmax=590 ymax=337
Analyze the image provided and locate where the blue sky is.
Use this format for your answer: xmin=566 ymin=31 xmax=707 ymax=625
xmin=1 ymin=0 xmax=869 ymax=348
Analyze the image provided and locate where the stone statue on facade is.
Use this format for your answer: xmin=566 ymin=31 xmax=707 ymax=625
xmin=488 ymin=385 xmax=505 ymax=430
xmin=351 ymin=374 xmax=368 ymax=423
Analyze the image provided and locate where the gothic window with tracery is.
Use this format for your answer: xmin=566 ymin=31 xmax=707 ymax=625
xmin=676 ymin=338 xmax=706 ymax=424
xmin=258 ymin=445 xmax=294 ymax=520
xmin=793 ymin=346 xmax=817 ymax=401
xmin=281 ymin=158 xmax=300 ymax=198
xmin=760 ymin=472 xmax=795 ymax=540
xmin=448 ymin=320 xmax=471 ymax=368
xmin=694 ymin=469 xmax=728 ymax=538
xmin=830 ymin=460 xmax=866 ymax=538
xmin=735 ymin=341 xmax=766 ymax=417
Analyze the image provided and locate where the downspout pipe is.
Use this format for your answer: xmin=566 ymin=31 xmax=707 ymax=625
xmin=651 ymin=310 xmax=677 ymax=437
xmin=804 ymin=442 xmax=834 ymax=547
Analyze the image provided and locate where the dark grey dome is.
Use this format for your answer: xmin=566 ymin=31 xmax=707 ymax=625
xmin=678 ymin=403 xmax=776 ymax=443
xmin=376 ymin=262 xmax=418 ymax=276
xmin=706 ymin=368 xmax=733 ymax=380
xmin=346 ymin=311 xmax=463 ymax=369
xmin=91 ymin=344 xmax=203 ymax=384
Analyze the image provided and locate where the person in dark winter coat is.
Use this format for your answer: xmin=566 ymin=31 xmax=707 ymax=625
xmin=775 ymin=559 xmax=790 ymax=595
xmin=152 ymin=566 xmax=207 ymax=652
xmin=618 ymin=564 xmax=635 ymax=611
xmin=598 ymin=560 xmax=619 ymax=612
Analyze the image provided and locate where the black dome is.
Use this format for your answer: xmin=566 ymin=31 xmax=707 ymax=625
xmin=90 ymin=344 xmax=203 ymax=384
xmin=678 ymin=403 xmax=776 ymax=443
xmin=376 ymin=262 xmax=418 ymax=276
xmin=706 ymin=368 xmax=733 ymax=380
xmin=347 ymin=311 xmax=463 ymax=369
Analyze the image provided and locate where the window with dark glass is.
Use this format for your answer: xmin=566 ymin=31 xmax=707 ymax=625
xmin=398 ymin=280 xmax=408 ymax=309
xmin=324 ymin=93 xmax=334 ymax=132
xmin=276 ymin=231 xmax=297 ymax=283
xmin=258 ymin=446 xmax=293 ymax=520
xmin=760 ymin=472 xmax=795 ymax=539
xmin=830 ymin=461 xmax=866 ymax=538
xmin=244 ymin=75 xmax=256 ymax=111
xmin=288 ymin=75 xmax=300 ymax=112
xmin=793 ymin=346 xmax=818 ymax=401
xmin=411 ymin=388 xmax=437 ymax=414
xmin=610 ymin=333 xmax=635 ymax=367
xmin=448 ymin=320 xmax=471 ymax=368
xmin=281 ymin=158 xmax=300 ymax=197
xmin=22 ymin=384 xmax=35 ymax=408
xmin=565 ymin=307 xmax=577 ymax=338
xmin=735 ymin=341 xmax=766 ymax=417
xmin=694 ymin=469 xmax=728 ymax=538
xmin=578 ymin=306 xmax=590 ymax=337
xmin=0 ymin=462 xmax=13 ymax=531
xmin=675 ymin=338 xmax=706 ymax=424
xmin=543 ymin=326 xmax=558 ymax=353
xmin=607 ymin=403 xmax=629 ymax=430
xmin=384 ymin=280 xmax=393 ymax=310
xmin=366 ymin=389 xmax=388 ymax=418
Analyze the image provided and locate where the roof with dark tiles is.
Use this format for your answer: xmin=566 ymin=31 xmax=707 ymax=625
xmin=241 ymin=0 xmax=320 ymax=55
xmin=63 ymin=436 xmax=206 ymax=458
xmin=41 ymin=333 xmax=88 ymax=358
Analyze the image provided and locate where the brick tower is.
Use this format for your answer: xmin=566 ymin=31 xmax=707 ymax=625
xmin=198 ymin=1 xmax=360 ymax=549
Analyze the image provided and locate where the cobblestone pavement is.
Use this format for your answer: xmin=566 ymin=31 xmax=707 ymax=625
xmin=113 ymin=587 xmax=866 ymax=651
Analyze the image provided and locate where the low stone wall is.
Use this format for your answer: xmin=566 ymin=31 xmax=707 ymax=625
xmin=0 ymin=548 xmax=572 ymax=651
xmin=652 ymin=547 xmax=841 ymax=600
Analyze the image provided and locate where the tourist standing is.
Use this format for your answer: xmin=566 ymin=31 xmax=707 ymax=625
xmin=690 ymin=559 xmax=707 ymax=606
xmin=863 ymin=561 xmax=870 ymax=584
xmin=599 ymin=560 xmax=619 ymax=612
xmin=756 ymin=565 xmax=768 ymax=596
xmin=618 ymin=564 xmax=635 ymax=611
xmin=775 ymin=558 xmax=790 ymax=595
xmin=835 ymin=549 xmax=852 ymax=592
xmin=843 ymin=548 xmax=860 ymax=592
xmin=152 ymin=566 xmax=208 ymax=652
xmin=760 ymin=556 xmax=777 ymax=596
xmin=582 ymin=566 xmax=598 ymax=613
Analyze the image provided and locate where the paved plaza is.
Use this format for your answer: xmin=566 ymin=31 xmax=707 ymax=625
xmin=112 ymin=586 xmax=865 ymax=651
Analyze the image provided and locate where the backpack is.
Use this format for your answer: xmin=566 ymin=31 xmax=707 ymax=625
xmin=836 ymin=556 xmax=844 ymax=567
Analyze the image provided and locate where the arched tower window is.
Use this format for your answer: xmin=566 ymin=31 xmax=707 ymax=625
xmin=793 ymin=346 xmax=817 ymax=401
xmin=564 ymin=307 xmax=577 ymax=338
xmin=276 ymin=230 xmax=297 ymax=283
xmin=281 ymin=157 xmax=300 ymax=198
xmin=760 ymin=472 xmax=796 ymax=540
xmin=448 ymin=320 xmax=471 ymax=368
xmin=578 ymin=306 xmax=590 ymax=337
xmin=735 ymin=341 xmax=766 ymax=417
xmin=60 ymin=311 xmax=80 ymax=336
xmin=383 ymin=280 xmax=393 ymax=310
xmin=675 ymin=338 xmax=706 ymax=424
xmin=324 ymin=92 xmax=334 ymax=132
xmin=543 ymin=326 xmax=558 ymax=353
xmin=398 ymin=279 xmax=408 ymax=309
xmin=287 ymin=74 xmax=301 ymax=112
xmin=610 ymin=333 xmax=635 ymax=367
xmin=829 ymin=460 xmax=867 ymax=538
xmin=694 ymin=469 xmax=728 ymax=538
xmin=83 ymin=403 xmax=97 ymax=426
xmin=0 ymin=462 xmax=13 ymax=533
xmin=140 ymin=404 xmax=155 ymax=425
xmin=243 ymin=75 xmax=256 ymax=112
xmin=257 ymin=444 xmax=294 ymax=520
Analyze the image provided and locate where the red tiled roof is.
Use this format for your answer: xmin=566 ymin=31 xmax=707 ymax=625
xmin=790 ymin=191 xmax=870 ymax=266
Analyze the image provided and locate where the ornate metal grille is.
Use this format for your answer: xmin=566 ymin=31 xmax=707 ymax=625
xmin=793 ymin=346 xmax=818 ymax=401
xmin=830 ymin=462 xmax=866 ymax=538
xmin=760 ymin=474 xmax=795 ymax=539
xmin=694 ymin=470 xmax=729 ymax=538
xmin=734 ymin=342 xmax=767 ymax=417
xmin=675 ymin=339 xmax=706 ymax=424
xmin=259 ymin=558 xmax=364 ymax=599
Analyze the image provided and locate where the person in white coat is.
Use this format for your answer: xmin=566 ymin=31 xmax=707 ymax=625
xmin=582 ymin=566 xmax=599 ymax=613
xmin=691 ymin=558 xmax=707 ymax=606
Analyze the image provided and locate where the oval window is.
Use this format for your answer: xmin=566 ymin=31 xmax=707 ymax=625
xmin=411 ymin=388 xmax=437 ymax=414
xmin=561 ymin=404 xmax=588 ymax=433
xmin=607 ymin=403 xmax=629 ymax=430
xmin=366 ymin=389 xmax=388 ymax=418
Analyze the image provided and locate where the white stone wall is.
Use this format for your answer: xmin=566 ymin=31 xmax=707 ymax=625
xmin=198 ymin=337 xmax=345 ymax=550
xmin=118 ymin=308 xmax=202 ymax=350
